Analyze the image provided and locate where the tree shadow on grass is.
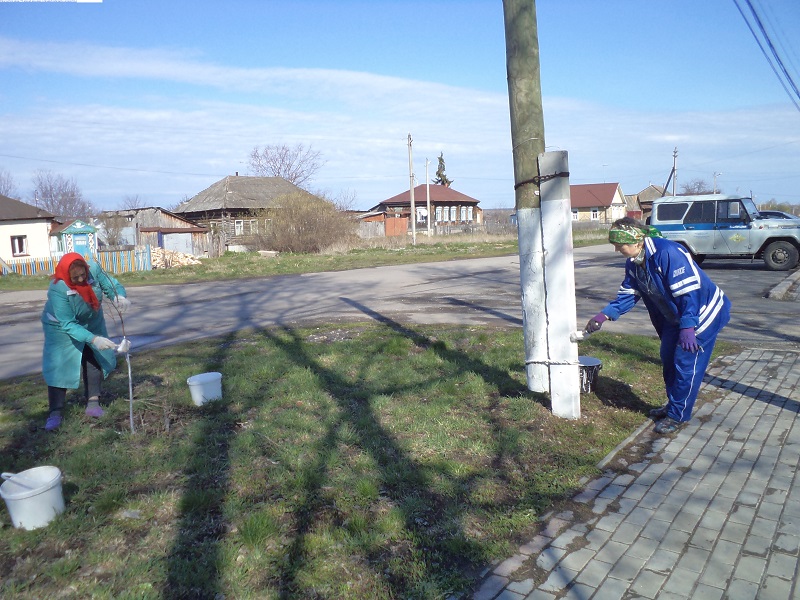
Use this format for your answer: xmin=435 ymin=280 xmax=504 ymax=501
xmin=162 ymin=331 xmax=239 ymax=599
xmin=245 ymin=300 xmax=575 ymax=598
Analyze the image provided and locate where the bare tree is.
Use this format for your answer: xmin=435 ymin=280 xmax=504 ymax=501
xmin=31 ymin=170 xmax=96 ymax=219
xmin=312 ymin=187 xmax=358 ymax=212
xmin=165 ymin=195 xmax=192 ymax=213
xmin=0 ymin=168 xmax=19 ymax=199
xmin=121 ymin=194 xmax=146 ymax=210
xmin=248 ymin=143 xmax=325 ymax=188
xmin=97 ymin=212 xmax=128 ymax=247
xmin=679 ymin=178 xmax=715 ymax=196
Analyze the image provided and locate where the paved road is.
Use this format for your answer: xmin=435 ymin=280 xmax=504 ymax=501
xmin=1 ymin=245 xmax=798 ymax=380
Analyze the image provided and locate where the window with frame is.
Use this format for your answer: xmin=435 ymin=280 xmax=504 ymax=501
xmin=435 ymin=206 xmax=442 ymax=222
xmin=234 ymin=219 xmax=259 ymax=236
xmin=591 ymin=208 xmax=600 ymax=221
xmin=11 ymin=235 xmax=28 ymax=256
xmin=717 ymin=201 xmax=745 ymax=223
xmin=460 ymin=206 xmax=467 ymax=222
xmin=571 ymin=210 xmax=579 ymax=221
xmin=467 ymin=206 xmax=474 ymax=221
xmin=684 ymin=201 xmax=716 ymax=224
xmin=656 ymin=202 xmax=689 ymax=222
xmin=450 ymin=206 xmax=457 ymax=221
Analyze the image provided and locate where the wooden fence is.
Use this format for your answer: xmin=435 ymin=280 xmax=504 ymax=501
xmin=1 ymin=246 xmax=153 ymax=277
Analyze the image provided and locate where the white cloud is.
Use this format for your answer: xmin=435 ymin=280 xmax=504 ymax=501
xmin=1 ymin=36 xmax=798 ymax=210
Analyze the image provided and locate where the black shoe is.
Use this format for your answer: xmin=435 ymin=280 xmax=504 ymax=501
xmin=649 ymin=405 xmax=668 ymax=420
xmin=654 ymin=417 xmax=681 ymax=435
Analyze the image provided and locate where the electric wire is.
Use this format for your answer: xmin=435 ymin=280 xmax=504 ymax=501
xmin=732 ymin=0 xmax=800 ymax=111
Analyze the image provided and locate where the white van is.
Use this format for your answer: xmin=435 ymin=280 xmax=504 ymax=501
xmin=650 ymin=194 xmax=800 ymax=271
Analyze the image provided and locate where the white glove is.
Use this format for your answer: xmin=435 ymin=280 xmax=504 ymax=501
xmin=112 ymin=295 xmax=131 ymax=315
xmin=92 ymin=336 xmax=117 ymax=351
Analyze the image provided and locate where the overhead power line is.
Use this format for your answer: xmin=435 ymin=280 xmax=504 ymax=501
xmin=733 ymin=0 xmax=800 ymax=111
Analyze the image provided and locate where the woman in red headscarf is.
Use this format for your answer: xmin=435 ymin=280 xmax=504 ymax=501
xmin=40 ymin=252 xmax=131 ymax=431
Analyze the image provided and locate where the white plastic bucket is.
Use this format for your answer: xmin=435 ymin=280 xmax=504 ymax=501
xmin=0 ymin=466 xmax=65 ymax=530
xmin=187 ymin=372 xmax=223 ymax=406
xmin=578 ymin=356 xmax=603 ymax=394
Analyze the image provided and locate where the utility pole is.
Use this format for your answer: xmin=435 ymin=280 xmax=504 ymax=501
xmin=713 ymin=172 xmax=722 ymax=194
xmin=503 ymin=0 xmax=580 ymax=418
xmin=425 ymin=158 xmax=432 ymax=237
xmin=407 ymin=133 xmax=416 ymax=246
xmin=672 ymin=147 xmax=678 ymax=196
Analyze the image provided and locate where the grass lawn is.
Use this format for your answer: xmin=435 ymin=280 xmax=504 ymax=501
xmin=0 ymin=322 xmax=737 ymax=599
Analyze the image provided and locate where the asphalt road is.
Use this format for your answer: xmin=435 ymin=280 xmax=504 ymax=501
xmin=1 ymin=244 xmax=798 ymax=381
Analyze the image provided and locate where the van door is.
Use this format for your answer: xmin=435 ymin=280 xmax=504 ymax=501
xmin=681 ymin=200 xmax=716 ymax=254
xmin=714 ymin=200 xmax=751 ymax=253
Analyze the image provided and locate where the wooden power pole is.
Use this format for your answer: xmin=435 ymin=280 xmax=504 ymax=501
xmin=503 ymin=0 xmax=581 ymax=418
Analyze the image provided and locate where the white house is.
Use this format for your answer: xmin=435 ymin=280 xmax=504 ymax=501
xmin=0 ymin=194 xmax=55 ymax=263
xmin=569 ymin=183 xmax=628 ymax=224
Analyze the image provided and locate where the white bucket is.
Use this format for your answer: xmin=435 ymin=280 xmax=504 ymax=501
xmin=0 ymin=466 xmax=65 ymax=530
xmin=187 ymin=372 xmax=223 ymax=406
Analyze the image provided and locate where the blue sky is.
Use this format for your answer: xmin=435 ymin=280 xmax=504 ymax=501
xmin=1 ymin=0 xmax=799 ymax=211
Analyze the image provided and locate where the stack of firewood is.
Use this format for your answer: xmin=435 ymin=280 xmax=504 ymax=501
xmin=151 ymin=247 xmax=203 ymax=269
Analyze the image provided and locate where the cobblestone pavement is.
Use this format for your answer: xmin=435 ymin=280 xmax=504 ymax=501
xmin=471 ymin=348 xmax=800 ymax=600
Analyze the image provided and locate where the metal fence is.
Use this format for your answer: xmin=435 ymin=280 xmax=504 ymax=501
xmin=1 ymin=246 xmax=152 ymax=276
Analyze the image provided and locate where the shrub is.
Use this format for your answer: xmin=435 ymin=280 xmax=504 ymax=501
xmin=249 ymin=192 xmax=358 ymax=254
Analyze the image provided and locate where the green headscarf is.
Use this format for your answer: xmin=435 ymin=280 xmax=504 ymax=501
xmin=608 ymin=223 xmax=663 ymax=245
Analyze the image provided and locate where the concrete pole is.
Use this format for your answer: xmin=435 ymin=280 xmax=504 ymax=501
xmin=539 ymin=151 xmax=580 ymax=419
xmin=407 ymin=133 xmax=417 ymax=246
xmin=672 ymin=147 xmax=678 ymax=197
xmin=426 ymin=159 xmax=432 ymax=237
xmin=503 ymin=0 xmax=547 ymax=392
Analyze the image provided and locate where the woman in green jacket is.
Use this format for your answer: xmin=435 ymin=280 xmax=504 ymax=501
xmin=41 ymin=252 xmax=131 ymax=431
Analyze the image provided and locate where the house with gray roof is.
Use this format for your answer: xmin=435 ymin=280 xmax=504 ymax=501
xmin=173 ymin=175 xmax=318 ymax=254
xmin=625 ymin=184 xmax=666 ymax=222
xmin=97 ymin=207 xmax=208 ymax=256
xmin=0 ymin=194 xmax=56 ymax=264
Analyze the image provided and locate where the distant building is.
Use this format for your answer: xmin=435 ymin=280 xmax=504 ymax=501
xmin=625 ymin=185 xmax=666 ymax=222
xmin=97 ymin=207 xmax=208 ymax=256
xmin=569 ymin=183 xmax=628 ymax=224
xmin=0 ymin=195 xmax=55 ymax=263
xmin=173 ymin=175 xmax=319 ymax=254
xmin=50 ymin=219 xmax=98 ymax=256
xmin=363 ymin=184 xmax=483 ymax=237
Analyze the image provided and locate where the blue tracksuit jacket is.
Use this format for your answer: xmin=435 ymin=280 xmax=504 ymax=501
xmin=601 ymin=236 xmax=731 ymax=422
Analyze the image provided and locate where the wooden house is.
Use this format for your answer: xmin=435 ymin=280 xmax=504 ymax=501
xmin=365 ymin=184 xmax=483 ymax=237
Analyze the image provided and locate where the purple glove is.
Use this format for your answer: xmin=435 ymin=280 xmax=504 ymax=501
xmin=585 ymin=313 xmax=608 ymax=333
xmin=678 ymin=328 xmax=700 ymax=352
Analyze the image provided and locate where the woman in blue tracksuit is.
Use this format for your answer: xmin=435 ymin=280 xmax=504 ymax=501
xmin=585 ymin=217 xmax=731 ymax=434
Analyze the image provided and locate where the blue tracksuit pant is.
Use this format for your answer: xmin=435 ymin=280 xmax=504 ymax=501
xmin=659 ymin=298 xmax=731 ymax=422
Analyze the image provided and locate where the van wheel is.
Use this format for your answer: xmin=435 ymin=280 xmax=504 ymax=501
xmin=763 ymin=241 xmax=799 ymax=271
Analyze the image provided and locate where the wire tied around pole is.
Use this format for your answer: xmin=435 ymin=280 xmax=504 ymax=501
xmin=514 ymin=170 xmax=570 ymax=190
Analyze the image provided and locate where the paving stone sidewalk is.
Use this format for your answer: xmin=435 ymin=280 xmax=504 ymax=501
xmin=471 ymin=348 xmax=800 ymax=600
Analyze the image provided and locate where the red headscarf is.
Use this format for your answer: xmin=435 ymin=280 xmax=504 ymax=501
xmin=53 ymin=253 xmax=100 ymax=311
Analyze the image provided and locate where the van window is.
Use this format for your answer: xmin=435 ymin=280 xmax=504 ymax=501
xmin=656 ymin=202 xmax=689 ymax=222
xmin=684 ymin=201 xmax=716 ymax=224
xmin=717 ymin=201 xmax=745 ymax=223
